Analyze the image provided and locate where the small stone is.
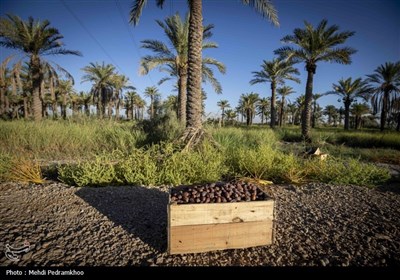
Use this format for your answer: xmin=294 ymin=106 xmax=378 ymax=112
xmin=321 ymin=258 xmax=329 ymax=266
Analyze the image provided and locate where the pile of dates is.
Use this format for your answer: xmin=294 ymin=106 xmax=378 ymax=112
xmin=170 ymin=181 xmax=268 ymax=204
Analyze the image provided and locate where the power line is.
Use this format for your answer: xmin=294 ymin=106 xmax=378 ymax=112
xmin=114 ymin=0 xmax=155 ymax=86
xmin=60 ymin=0 xmax=124 ymax=74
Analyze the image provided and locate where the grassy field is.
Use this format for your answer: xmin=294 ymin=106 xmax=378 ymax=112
xmin=0 ymin=120 xmax=397 ymax=187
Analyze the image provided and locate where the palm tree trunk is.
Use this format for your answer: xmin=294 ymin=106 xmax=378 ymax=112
xmin=185 ymin=0 xmax=203 ymax=130
xmin=396 ymin=112 xmax=400 ymax=131
xmin=279 ymin=97 xmax=285 ymax=127
xmin=0 ymin=87 xmax=5 ymax=116
xmin=270 ymin=82 xmax=276 ymax=129
xmin=302 ymin=67 xmax=315 ymax=141
xmin=178 ymin=70 xmax=187 ymax=125
xmin=107 ymin=101 xmax=113 ymax=119
xmin=261 ymin=109 xmax=264 ymax=124
xmin=380 ymin=90 xmax=389 ymax=131
xmin=115 ymin=98 xmax=120 ymax=120
xmin=23 ymin=96 xmax=28 ymax=119
xmin=312 ymin=100 xmax=316 ymax=128
xmin=344 ymin=101 xmax=351 ymax=130
xmin=30 ymin=55 xmax=43 ymax=121
xmin=221 ymin=108 xmax=225 ymax=126
xmin=62 ymin=94 xmax=67 ymax=119
xmin=246 ymin=109 xmax=250 ymax=126
xmin=150 ymin=96 xmax=154 ymax=119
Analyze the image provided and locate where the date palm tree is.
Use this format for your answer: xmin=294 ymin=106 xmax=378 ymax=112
xmin=144 ymin=86 xmax=160 ymax=119
xmin=366 ymin=61 xmax=400 ymax=131
xmin=275 ymin=19 xmax=356 ymax=140
xmin=0 ymin=15 xmax=81 ymax=121
xmin=250 ymin=58 xmax=299 ymax=129
xmin=351 ymin=103 xmax=370 ymax=130
xmin=240 ymin=92 xmax=259 ymax=126
xmin=140 ymin=13 xmax=225 ymax=125
xmin=130 ymin=0 xmax=279 ymax=144
xmin=111 ymin=74 xmax=134 ymax=120
xmin=81 ymin=62 xmax=116 ymax=118
xmin=257 ymin=97 xmax=270 ymax=125
xmin=217 ymin=99 xmax=230 ymax=126
xmin=224 ymin=109 xmax=237 ymax=124
xmin=324 ymin=105 xmax=338 ymax=126
xmin=277 ymin=86 xmax=295 ymax=126
xmin=56 ymin=80 xmax=75 ymax=120
xmin=327 ymin=77 xmax=371 ymax=130
xmin=312 ymin=93 xmax=323 ymax=128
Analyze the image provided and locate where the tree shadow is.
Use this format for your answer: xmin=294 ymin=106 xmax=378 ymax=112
xmin=75 ymin=186 xmax=169 ymax=252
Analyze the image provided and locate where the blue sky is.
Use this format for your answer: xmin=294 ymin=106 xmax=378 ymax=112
xmin=1 ymin=0 xmax=399 ymax=119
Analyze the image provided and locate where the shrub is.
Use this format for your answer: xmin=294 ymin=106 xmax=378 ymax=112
xmin=58 ymin=153 xmax=118 ymax=187
xmin=115 ymin=148 xmax=158 ymax=186
xmin=306 ymin=157 xmax=391 ymax=187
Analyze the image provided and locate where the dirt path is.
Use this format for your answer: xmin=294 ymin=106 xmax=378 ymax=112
xmin=1 ymin=182 xmax=399 ymax=266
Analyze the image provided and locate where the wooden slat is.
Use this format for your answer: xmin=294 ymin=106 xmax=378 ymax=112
xmin=170 ymin=200 xmax=274 ymax=227
xmin=169 ymin=220 xmax=273 ymax=254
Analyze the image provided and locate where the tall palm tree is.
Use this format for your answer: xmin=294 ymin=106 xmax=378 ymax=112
xmin=257 ymin=97 xmax=270 ymax=125
xmin=250 ymin=58 xmax=299 ymax=129
xmin=0 ymin=15 xmax=81 ymax=121
xmin=130 ymin=0 xmax=279 ymax=141
xmin=311 ymin=93 xmax=323 ymax=128
xmin=351 ymin=103 xmax=370 ymax=130
xmin=277 ymin=86 xmax=295 ymax=126
xmin=366 ymin=61 xmax=400 ymax=131
xmin=275 ymin=19 xmax=356 ymax=140
xmin=144 ymin=86 xmax=160 ymax=119
xmin=327 ymin=77 xmax=371 ymax=130
xmin=217 ymin=99 xmax=230 ymax=126
xmin=239 ymin=92 xmax=259 ymax=126
xmin=140 ymin=13 xmax=225 ymax=125
xmin=81 ymin=62 xmax=116 ymax=118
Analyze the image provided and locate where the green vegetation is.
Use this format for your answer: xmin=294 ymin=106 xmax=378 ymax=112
xmin=0 ymin=119 xmax=145 ymax=160
xmin=2 ymin=120 xmax=392 ymax=188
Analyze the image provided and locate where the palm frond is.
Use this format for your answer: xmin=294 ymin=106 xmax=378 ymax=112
xmin=241 ymin=0 xmax=279 ymax=27
xmin=129 ymin=0 xmax=147 ymax=25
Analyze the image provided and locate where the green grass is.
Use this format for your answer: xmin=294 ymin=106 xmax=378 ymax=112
xmin=0 ymin=120 xmax=395 ymax=187
xmin=0 ymin=119 xmax=145 ymax=160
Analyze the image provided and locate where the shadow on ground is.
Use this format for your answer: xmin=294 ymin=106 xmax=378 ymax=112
xmin=75 ymin=186 xmax=169 ymax=252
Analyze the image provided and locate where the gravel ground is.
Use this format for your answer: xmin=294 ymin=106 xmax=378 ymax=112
xmin=0 ymin=181 xmax=399 ymax=266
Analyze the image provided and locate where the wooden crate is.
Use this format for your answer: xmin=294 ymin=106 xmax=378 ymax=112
xmin=168 ymin=197 xmax=274 ymax=254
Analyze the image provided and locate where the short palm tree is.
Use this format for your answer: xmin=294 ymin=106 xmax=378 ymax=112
xmin=312 ymin=93 xmax=323 ymax=128
xmin=56 ymin=80 xmax=75 ymax=120
xmin=257 ymin=97 xmax=270 ymax=125
xmin=323 ymin=105 xmax=338 ymax=126
xmin=217 ymin=99 xmax=230 ymax=126
xmin=81 ymin=62 xmax=116 ymax=118
xmin=111 ymin=74 xmax=134 ymax=120
xmin=131 ymin=0 xmax=278 ymax=143
xmin=0 ymin=14 xmax=81 ymax=121
xmin=239 ymin=92 xmax=259 ymax=126
xmin=250 ymin=58 xmax=300 ymax=128
xmin=351 ymin=103 xmax=370 ymax=130
xmin=277 ymin=86 xmax=295 ymax=126
xmin=275 ymin=19 xmax=356 ymax=140
xmin=327 ymin=77 xmax=371 ymax=130
xmin=140 ymin=13 xmax=225 ymax=125
xmin=366 ymin=61 xmax=400 ymax=131
xmin=144 ymin=86 xmax=160 ymax=119
xmin=224 ymin=109 xmax=237 ymax=123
